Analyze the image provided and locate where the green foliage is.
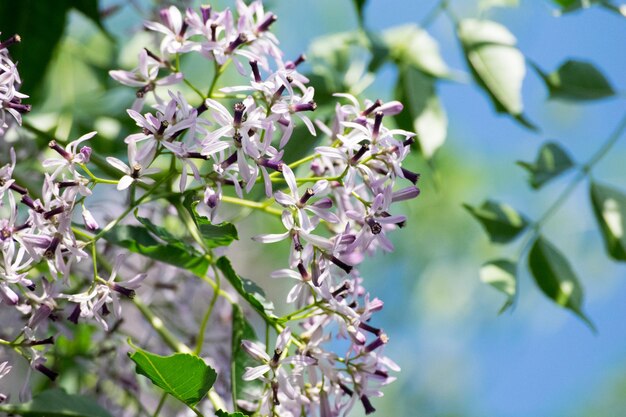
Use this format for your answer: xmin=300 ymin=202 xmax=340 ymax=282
xmin=517 ymin=142 xmax=575 ymax=189
xmin=186 ymin=203 xmax=239 ymax=249
xmin=480 ymin=259 xmax=517 ymax=313
xmin=129 ymin=345 xmax=217 ymax=407
xmin=231 ymin=305 xmax=263 ymax=413
xmin=464 ymin=200 xmax=528 ymax=244
xmin=0 ymin=388 xmax=113 ymax=417
xmin=103 ymin=224 xmax=210 ymax=276
xmin=479 ymin=0 xmax=519 ymax=10
xmin=395 ymin=67 xmax=447 ymax=158
xmin=536 ymin=60 xmax=615 ymax=101
xmin=216 ymin=257 xmax=275 ymax=316
xmin=0 ymin=0 xmax=107 ymax=102
xmin=590 ymin=182 xmax=626 ymax=261
xmin=528 ymin=236 xmax=594 ymax=330
xmin=383 ymin=24 xmax=449 ymax=78
xmin=457 ymin=19 xmax=534 ymax=129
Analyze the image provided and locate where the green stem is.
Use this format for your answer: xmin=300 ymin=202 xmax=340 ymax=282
xmin=133 ymin=298 xmax=192 ymax=354
xmin=194 ymin=266 xmax=221 ymax=355
xmin=221 ymin=195 xmax=282 ymax=216
xmin=152 ymin=393 xmax=168 ymax=417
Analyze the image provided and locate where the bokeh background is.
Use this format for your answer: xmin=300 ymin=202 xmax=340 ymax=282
xmin=3 ymin=0 xmax=626 ymax=416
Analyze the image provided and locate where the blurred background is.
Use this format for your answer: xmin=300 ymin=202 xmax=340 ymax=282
xmin=3 ymin=0 xmax=626 ymax=416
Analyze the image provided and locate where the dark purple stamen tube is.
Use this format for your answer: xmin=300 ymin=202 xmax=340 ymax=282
xmin=226 ymin=33 xmax=247 ymax=54
xmin=257 ymin=13 xmax=277 ymax=32
xmin=401 ymin=167 xmax=420 ymax=185
xmin=35 ymin=364 xmax=58 ymax=381
xmin=361 ymin=99 xmax=382 ymax=116
xmin=249 ymin=60 xmax=262 ymax=82
xmin=0 ymin=34 xmax=20 ymax=50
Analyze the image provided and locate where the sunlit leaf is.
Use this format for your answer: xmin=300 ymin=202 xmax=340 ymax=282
xmin=464 ymin=200 xmax=529 ymax=243
xmin=517 ymin=142 xmax=574 ymax=189
xmin=528 ymin=236 xmax=595 ymax=330
xmin=457 ymin=19 xmax=535 ymax=129
xmin=129 ymin=345 xmax=217 ymax=407
xmin=590 ymin=182 xmax=626 ymax=261
xmin=0 ymin=388 xmax=113 ymax=417
xmin=103 ymin=225 xmax=210 ymax=276
xmin=480 ymin=0 xmax=519 ymax=10
xmin=216 ymin=257 xmax=275 ymax=316
xmin=383 ymin=24 xmax=449 ymax=78
xmin=231 ymin=305 xmax=263 ymax=412
xmin=189 ymin=204 xmax=239 ymax=249
xmin=535 ymin=59 xmax=615 ymax=101
xmin=395 ymin=67 xmax=447 ymax=158
xmin=480 ymin=259 xmax=517 ymax=313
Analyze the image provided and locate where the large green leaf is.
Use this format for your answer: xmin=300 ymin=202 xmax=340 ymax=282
xmin=231 ymin=305 xmax=263 ymax=413
xmin=535 ymin=60 xmax=615 ymax=101
xmin=129 ymin=346 xmax=217 ymax=407
xmin=457 ymin=19 xmax=534 ymax=128
xmin=0 ymin=0 xmax=107 ymax=103
xmin=480 ymin=259 xmax=517 ymax=313
xmin=590 ymin=182 xmax=626 ymax=261
xmin=517 ymin=142 xmax=574 ymax=189
xmin=528 ymin=236 xmax=594 ymax=330
xmin=383 ymin=24 xmax=449 ymax=78
xmin=395 ymin=67 xmax=447 ymax=158
xmin=216 ymin=257 xmax=275 ymax=317
xmin=0 ymin=388 xmax=113 ymax=417
xmin=103 ymin=225 xmax=210 ymax=276
xmin=464 ymin=200 xmax=529 ymax=243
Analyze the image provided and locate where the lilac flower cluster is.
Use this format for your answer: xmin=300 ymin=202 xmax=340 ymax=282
xmin=0 ymin=1 xmax=420 ymax=415
xmin=0 ymin=34 xmax=30 ymax=136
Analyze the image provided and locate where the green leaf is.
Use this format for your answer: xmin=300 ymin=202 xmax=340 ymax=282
xmin=536 ymin=60 xmax=615 ymax=101
xmin=216 ymin=257 xmax=275 ymax=316
xmin=395 ymin=67 xmax=447 ymax=158
xmin=464 ymin=200 xmax=529 ymax=243
xmin=457 ymin=19 xmax=534 ymax=128
xmin=188 ymin=204 xmax=239 ymax=249
xmin=0 ymin=0 xmax=70 ymax=102
xmin=216 ymin=410 xmax=246 ymax=417
xmin=129 ymin=345 xmax=217 ymax=407
xmin=352 ymin=0 xmax=367 ymax=24
xmin=479 ymin=0 xmax=519 ymax=10
xmin=517 ymin=142 xmax=574 ymax=189
xmin=0 ymin=388 xmax=113 ymax=417
xmin=480 ymin=259 xmax=517 ymax=313
xmin=383 ymin=24 xmax=449 ymax=78
xmin=103 ymin=225 xmax=210 ymax=276
xmin=231 ymin=305 xmax=263 ymax=412
xmin=528 ymin=236 xmax=595 ymax=330
xmin=70 ymin=0 xmax=112 ymax=39
xmin=590 ymin=182 xmax=626 ymax=261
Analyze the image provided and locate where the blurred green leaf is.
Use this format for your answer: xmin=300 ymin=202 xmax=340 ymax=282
xmin=231 ymin=305 xmax=263 ymax=414
xmin=352 ymin=0 xmax=367 ymax=25
xmin=216 ymin=256 xmax=275 ymax=316
xmin=0 ymin=0 xmax=70 ymax=102
xmin=480 ymin=259 xmax=517 ymax=313
xmin=103 ymin=225 xmax=210 ymax=276
xmin=0 ymin=388 xmax=113 ymax=417
xmin=590 ymin=182 xmax=626 ymax=261
xmin=70 ymin=0 xmax=111 ymax=39
xmin=383 ymin=24 xmax=449 ymax=78
xmin=517 ymin=142 xmax=574 ymax=189
xmin=480 ymin=0 xmax=519 ymax=10
xmin=528 ymin=236 xmax=595 ymax=330
xmin=395 ymin=67 xmax=447 ymax=158
xmin=129 ymin=346 xmax=216 ymax=407
xmin=464 ymin=200 xmax=528 ymax=243
xmin=457 ymin=19 xmax=535 ymax=129
xmin=534 ymin=60 xmax=615 ymax=101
